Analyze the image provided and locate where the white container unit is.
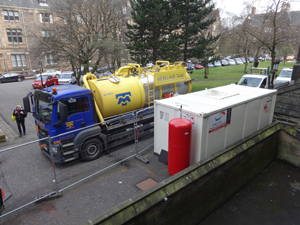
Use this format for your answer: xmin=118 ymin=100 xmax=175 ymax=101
xmin=154 ymin=84 xmax=277 ymax=165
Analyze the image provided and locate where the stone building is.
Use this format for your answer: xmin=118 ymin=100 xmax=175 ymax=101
xmin=0 ymin=0 xmax=60 ymax=75
xmin=249 ymin=2 xmax=300 ymax=57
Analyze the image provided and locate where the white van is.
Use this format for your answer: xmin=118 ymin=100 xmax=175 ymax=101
xmin=275 ymin=68 xmax=293 ymax=84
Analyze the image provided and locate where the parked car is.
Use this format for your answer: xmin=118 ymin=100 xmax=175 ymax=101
xmin=32 ymin=75 xmax=55 ymax=89
xmin=58 ymin=71 xmax=76 ymax=85
xmin=41 ymin=69 xmax=61 ymax=78
xmin=213 ymin=61 xmax=222 ymax=67
xmin=234 ymin=58 xmax=243 ymax=65
xmin=208 ymin=63 xmax=214 ymax=68
xmin=195 ymin=64 xmax=204 ymax=69
xmin=221 ymin=60 xmax=229 ymax=66
xmin=248 ymin=57 xmax=254 ymax=63
xmin=0 ymin=73 xmax=25 ymax=83
xmin=97 ymin=65 xmax=114 ymax=73
xmin=240 ymin=58 xmax=246 ymax=64
xmin=186 ymin=62 xmax=194 ymax=70
xmin=146 ymin=61 xmax=155 ymax=68
xmin=258 ymin=56 xmax=264 ymax=62
xmin=227 ymin=59 xmax=236 ymax=65
xmin=275 ymin=68 xmax=293 ymax=84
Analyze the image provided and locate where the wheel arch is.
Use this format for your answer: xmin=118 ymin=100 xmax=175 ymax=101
xmin=73 ymin=126 xmax=107 ymax=152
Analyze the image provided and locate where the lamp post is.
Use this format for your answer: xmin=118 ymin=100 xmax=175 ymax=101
xmin=270 ymin=60 xmax=280 ymax=88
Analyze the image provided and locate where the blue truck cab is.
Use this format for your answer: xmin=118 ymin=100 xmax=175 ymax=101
xmin=24 ymin=85 xmax=101 ymax=163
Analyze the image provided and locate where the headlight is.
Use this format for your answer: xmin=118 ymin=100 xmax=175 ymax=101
xmin=51 ymin=147 xmax=58 ymax=154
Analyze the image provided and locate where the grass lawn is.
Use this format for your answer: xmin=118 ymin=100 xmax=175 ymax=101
xmin=189 ymin=61 xmax=295 ymax=92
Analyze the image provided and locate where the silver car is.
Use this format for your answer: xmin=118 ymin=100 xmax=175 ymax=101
xmin=58 ymin=71 xmax=76 ymax=85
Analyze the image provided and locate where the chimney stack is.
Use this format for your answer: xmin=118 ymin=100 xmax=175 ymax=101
xmin=281 ymin=2 xmax=290 ymax=11
xmin=252 ymin=7 xmax=256 ymax=15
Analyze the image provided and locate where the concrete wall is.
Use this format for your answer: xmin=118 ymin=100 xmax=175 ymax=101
xmin=278 ymin=129 xmax=300 ymax=167
xmin=90 ymin=122 xmax=290 ymax=225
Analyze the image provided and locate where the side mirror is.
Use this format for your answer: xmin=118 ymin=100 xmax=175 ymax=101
xmin=59 ymin=103 xmax=67 ymax=123
xmin=23 ymin=96 xmax=31 ymax=113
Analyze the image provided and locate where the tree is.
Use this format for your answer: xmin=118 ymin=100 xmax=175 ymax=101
xmin=126 ymin=0 xmax=181 ymax=65
xmin=248 ymin=0 xmax=293 ymax=70
xmin=226 ymin=4 xmax=253 ymax=73
xmin=278 ymin=45 xmax=294 ymax=65
xmin=30 ymin=0 xmax=127 ymax=85
xmin=172 ymin=0 xmax=219 ymax=62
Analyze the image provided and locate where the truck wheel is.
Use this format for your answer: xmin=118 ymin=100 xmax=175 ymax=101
xmin=81 ymin=138 xmax=103 ymax=161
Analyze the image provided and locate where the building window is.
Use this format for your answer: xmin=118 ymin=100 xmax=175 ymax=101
xmin=39 ymin=0 xmax=48 ymax=5
xmin=264 ymin=27 xmax=272 ymax=33
xmin=45 ymin=53 xmax=57 ymax=65
xmin=3 ymin=10 xmax=19 ymax=22
xmin=11 ymin=54 xmax=27 ymax=67
xmin=40 ymin=13 xmax=53 ymax=23
xmin=122 ymin=6 xmax=127 ymax=14
xmin=7 ymin=29 xmax=23 ymax=44
xmin=42 ymin=30 xmax=55 ymax=41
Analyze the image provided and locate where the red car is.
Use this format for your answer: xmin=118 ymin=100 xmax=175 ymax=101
xmin=195 ymin=64 xmax=204 ymax=69
xmin=32 ymin=75 xmax=55 ymax=89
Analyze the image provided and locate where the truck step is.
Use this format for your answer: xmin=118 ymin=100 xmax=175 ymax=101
xmin=62 ymin=150 xmax=75 ymax=156
xmin=62 ymin=143 xmax=74 ymax=148
xmin=63 ymin=157 xmax=77 ymax=163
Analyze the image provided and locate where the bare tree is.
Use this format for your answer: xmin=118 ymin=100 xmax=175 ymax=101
xmin=29 ymin=0 xmax=127 ymax=84
xmin=248 ymin=0 xmax=294 ymax=69
xmin=225 ymin=4 xmax=253 ymax=73
xmin=278 ymin=45 xmax=294 ymax=65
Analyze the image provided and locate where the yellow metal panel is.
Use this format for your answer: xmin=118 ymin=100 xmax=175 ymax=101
xmin=154 ymin=69 xmax=187 ymax=86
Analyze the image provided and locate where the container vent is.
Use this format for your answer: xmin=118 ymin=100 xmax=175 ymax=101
xmin=195 ymin=89 xmax=240 ymax=100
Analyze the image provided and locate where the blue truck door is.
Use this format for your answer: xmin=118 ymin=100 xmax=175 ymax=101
xmin=56 ymin=96 xmax=92 ymax=140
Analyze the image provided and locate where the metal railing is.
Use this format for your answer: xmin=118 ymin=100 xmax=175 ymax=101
xmin=0 ymin=108 xmax=154 ymax=220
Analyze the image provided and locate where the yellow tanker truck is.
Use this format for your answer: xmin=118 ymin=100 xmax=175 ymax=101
xmin=23 ymin=61 xmax=192 ymax=163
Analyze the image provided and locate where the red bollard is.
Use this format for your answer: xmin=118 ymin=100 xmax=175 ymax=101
xmin=54 ymin=78 xmax=59 ymax=85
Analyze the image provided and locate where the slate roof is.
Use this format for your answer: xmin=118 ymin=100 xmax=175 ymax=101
xmin=250 ymin=10 xmax=300 ymax=27
xmin=288 ymin=11 xmax=300 ymax=25
xmin=0 ymin=0 xmax=53 ymax=10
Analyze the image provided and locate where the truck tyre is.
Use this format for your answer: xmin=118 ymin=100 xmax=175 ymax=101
xmin=80 ymin=138 xmax=103 ymax=161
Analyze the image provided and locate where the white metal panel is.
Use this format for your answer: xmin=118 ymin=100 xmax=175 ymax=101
xmin=243 ymin=99 xmax=261 ymax=137
xmin=224 ymin=104 xmax=246 ymax=147
xmin=154 ymin=103 xmax=179 ymax=155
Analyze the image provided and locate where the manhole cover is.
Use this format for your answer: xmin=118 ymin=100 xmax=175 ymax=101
xmin=136 ymin=178 xmax=158 ymax=191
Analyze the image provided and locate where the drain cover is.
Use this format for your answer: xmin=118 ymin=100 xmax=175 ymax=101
xmin=136 ymin=178 xmax=158 ymax=191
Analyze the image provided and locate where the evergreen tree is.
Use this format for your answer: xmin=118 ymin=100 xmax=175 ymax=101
xmin=126 ymin=0 xmax=181 ymax=65
xmin=171 ymin=0 xmax=219 ymax=62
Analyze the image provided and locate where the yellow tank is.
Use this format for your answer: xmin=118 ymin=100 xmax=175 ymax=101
xmin=83 ymin=61 xmax=192 ymax=122
xmin=86 ymin=76 xmax=145 ymax=118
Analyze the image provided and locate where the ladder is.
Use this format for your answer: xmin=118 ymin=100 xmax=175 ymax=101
xmin=146 ymin=74 xmax=155 ymax=107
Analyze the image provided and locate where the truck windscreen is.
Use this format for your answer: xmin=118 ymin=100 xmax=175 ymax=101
xmin=238 ymin=77 xmax=262 ymax=87
xmin=278 ymin=70 xmax=292 ymax=78
xmin=36 ymin=99 xmax=53 ymax=124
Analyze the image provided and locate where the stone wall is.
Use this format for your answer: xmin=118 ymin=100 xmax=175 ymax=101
xmin=278 ymin=129 xmax=300 ymax=167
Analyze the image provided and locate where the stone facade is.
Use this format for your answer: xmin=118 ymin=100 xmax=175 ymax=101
xmin=0 ymin=0 xmax=60 ymax=75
